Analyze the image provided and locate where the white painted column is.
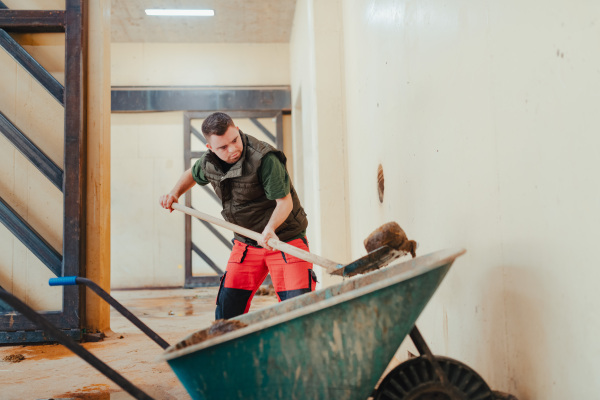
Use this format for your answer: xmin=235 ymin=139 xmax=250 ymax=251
xmin=290 ymin=0 xmax=351 ymax=287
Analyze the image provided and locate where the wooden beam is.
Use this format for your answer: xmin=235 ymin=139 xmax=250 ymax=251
xmin=0 ymin=29 xmax=64 ymax=105
xmin=0 ymin=10 xmax=66 ymax=32
xmin=0 ymin=196 xmax=62 ymax=277
xmin=84 ymin=0 xmax=112 ymax=333
xmin=0 ymin=111 xmax=63 ymax=191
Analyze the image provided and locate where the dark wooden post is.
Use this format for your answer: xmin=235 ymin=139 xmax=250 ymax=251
xmin=63 ymin=0 xmax=85 ymax=327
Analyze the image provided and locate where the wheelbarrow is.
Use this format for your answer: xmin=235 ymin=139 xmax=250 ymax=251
xmin=159 ymin=247 xmax=512 ymax=400
xmin=0 ymin=248 xmax=515 ymax=400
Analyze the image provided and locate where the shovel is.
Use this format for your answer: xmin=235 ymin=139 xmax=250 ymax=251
xmin=171 ymin=203 xmax=414 ymax=277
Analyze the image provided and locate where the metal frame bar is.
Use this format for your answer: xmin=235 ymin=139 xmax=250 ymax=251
xmin=0 ymin=29 xmax=65 ymax=104
xmin=0 ymin=0 xmax=85 ymax=342
xmin=191 ymin=126 xmax=206 ymax=144
xmin=0 ymin=196 xmax=62 ymax=276
xmin=0 ymin=284 xmax=12 ymax=312
xmin=183 ymin=113 xmax=194 ymax=286
xmin=0 ymin=10 xmax=66 ymax=33
xmin=112 ymin=86 xmax=291 ymax=113
xmin=195 ymin=214 xmax=233 ymax=250
xmin=60 ymin=0 xmax=86 ymax=331
xmin=0 ymin=111 xmax=63 ymax=190
xmin=191 ymin=243 xmax=224 ymax=275
xmin=250 ymin=117 xmax=276 ymax=143
xmin=200 ymin=184 xmax=220 ymax=203
xmin=0 ymin=328 xmax=81 ymax=343
xmin=275 ymin=112 xmax=284 ymax=150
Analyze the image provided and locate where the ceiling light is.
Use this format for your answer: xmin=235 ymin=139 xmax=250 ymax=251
xmin=145 ymin=9 xmax=215 ymax=17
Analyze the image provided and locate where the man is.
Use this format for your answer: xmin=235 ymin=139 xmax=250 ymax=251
xmin=159 ymin=112 xmax=316 ymax=320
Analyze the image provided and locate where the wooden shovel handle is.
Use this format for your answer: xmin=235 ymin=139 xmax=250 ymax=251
xmin=171 ymin=203 xmax=341 ymax=272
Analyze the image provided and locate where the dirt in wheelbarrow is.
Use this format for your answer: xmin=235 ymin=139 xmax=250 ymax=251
xmin=168 ymin=319 xmax=248 ymax=352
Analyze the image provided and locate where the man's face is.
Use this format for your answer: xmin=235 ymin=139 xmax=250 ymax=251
xmin=206 ymin=126 xmax=244 ymax=164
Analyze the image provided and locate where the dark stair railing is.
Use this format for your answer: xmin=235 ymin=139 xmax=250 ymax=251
xmin=0 ymin=111 xmax=64 ymax=190
xmin=0 ymin=1 xmax=85 ymax=343
xmin=0 ymin=28 xmax=64 ymax=104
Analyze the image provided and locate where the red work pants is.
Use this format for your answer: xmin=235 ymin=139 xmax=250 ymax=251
xmin=215 ymin=237 xmax=317 ymax=320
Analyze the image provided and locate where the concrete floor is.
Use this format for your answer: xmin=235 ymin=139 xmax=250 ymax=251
xmin=0 ymin=287 xmax=278 ymax=399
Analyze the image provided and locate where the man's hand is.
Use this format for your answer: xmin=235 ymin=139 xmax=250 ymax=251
xmin=159 ymin=169 xmax=196 ymax=213
xmin=159 ymin=193 xmax=178 ymax=212
xmin=259 ymin=226 xmax=278 ymax=250
xmin=259 ymin=193 xmax=292 ymax=250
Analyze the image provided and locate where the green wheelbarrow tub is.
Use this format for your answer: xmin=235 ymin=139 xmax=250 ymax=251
xmin=159 ymin=248 xmax=466 ymax=400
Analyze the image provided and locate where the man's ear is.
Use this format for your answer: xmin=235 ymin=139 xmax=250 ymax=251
xmin=205 ymin=143 xmax=212 ymax=150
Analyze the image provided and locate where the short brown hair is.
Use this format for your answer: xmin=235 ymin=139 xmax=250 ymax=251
xmin=201 ymin=112 xmax=235 ymax=137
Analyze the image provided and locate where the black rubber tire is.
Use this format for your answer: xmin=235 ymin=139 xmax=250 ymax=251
xmin=373 ymin=356 xmax=495 ymax=400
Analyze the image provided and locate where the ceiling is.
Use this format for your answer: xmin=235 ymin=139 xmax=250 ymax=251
xmin=111 ymin=0 xmax=297 ymax=43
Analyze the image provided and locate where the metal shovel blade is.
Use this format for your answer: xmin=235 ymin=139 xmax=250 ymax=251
xmin=329 ymin=246 xmax=403 ymax=277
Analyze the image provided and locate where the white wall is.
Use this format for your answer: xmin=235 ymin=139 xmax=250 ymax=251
xmin=290 ymin=0 xmax=600 ymax=398
xmin=111 ymin=43 xmax=291 ymax=288
xmin=112 ymin=43 xmax=290 ymax=86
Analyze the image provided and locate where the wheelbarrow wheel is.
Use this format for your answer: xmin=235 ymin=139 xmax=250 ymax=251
xmin=373 ymin=356 xmax=495 ymax=400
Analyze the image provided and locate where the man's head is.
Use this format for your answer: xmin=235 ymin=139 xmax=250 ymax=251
xmin=202 ymin=112 xmax=243 ymax=164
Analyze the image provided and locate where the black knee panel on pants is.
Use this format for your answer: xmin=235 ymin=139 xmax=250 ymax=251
xmin=215 ymin=287 xmax=253 ymax=320
xmin=277 ymin=288 xmax=311 ymax=301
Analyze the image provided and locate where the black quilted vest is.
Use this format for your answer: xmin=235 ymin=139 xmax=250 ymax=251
xmin=201 ymin=132 xmax=308 ymax=243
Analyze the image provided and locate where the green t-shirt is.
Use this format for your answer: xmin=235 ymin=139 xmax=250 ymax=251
xmin=191 ymin=152 xmax=290 ymax=200
xmin=191 ymin=152 xmax=305 ymax=241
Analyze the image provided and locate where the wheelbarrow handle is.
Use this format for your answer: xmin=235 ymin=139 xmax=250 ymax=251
xmin=49 ymin=276 xmax=78 ymax=286
xmin=49 ymin=276 xmax=170 ymax=350
xmin=0 ymin=288 xmax=154 ymax=400
xmin=171 ymin=202 xmax=342 ymax=273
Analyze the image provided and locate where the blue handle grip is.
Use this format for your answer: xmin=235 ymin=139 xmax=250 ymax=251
xmin=49 ymin=276 xmax=79 ymax=286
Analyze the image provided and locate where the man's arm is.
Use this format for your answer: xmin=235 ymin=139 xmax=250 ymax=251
xmin=159 ymin=168 xmax=196 ymax=212
xmin=259 ymin=193 xmax=293 ymax=250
